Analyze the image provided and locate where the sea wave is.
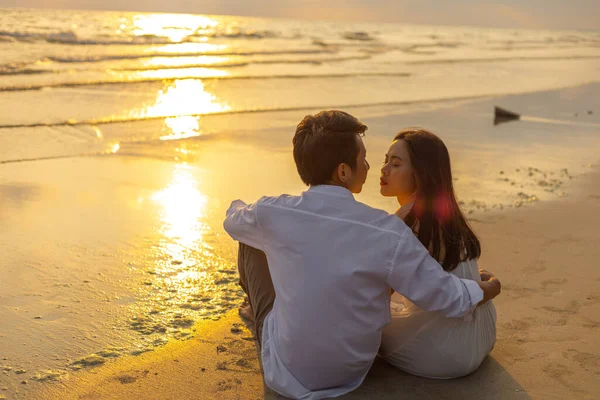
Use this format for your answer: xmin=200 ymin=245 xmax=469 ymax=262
xmin=112 ymin=55 xmax=371 ymax=71
xmin=0 ymin=71 xmax=410 ymax=92
xmin=186 ymin=28 xmax=281 ymax=40
xmin=0 ymin=61 xmax=50 ymax=76
xmin=0 ymin=54 xmax=373 ymax=77
xmin=342 ymin=31 xmax=377 ymax=41
xmin=0 ymin=28 xmax=286 ymax=45
xmin=0 ymin=68 xmax=51 ymax=76
xmin=406 ymin=55 xmax=600 ymax=64
xmin=0 ymin=93 xmax=488 ymax=129
xmin=43 ymin=48 xmax=336 ymax=64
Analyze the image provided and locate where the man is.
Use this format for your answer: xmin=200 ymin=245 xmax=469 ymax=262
xmin=223 ymin=110 xmax=501 ymax=399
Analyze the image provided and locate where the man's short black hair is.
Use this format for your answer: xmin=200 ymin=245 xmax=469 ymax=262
xmin=292 ymin=110 xmax=367 ymax=186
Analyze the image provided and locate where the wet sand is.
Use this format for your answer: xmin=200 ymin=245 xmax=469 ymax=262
xmin=33 ymin=168 xmax=600 ymax=399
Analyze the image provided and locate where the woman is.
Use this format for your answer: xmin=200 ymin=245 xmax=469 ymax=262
xmin=378 ymin=128 xmax=496 ymax=379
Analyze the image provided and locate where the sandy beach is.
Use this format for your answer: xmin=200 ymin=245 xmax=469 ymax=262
xmin=1 ymin=9 xmax=600 ymax=398
xmin=31 ymin=168 xmax=600 ymax=399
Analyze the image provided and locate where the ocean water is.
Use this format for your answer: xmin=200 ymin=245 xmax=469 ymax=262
xmin=1 ymin=7 xmax=600 ymax=398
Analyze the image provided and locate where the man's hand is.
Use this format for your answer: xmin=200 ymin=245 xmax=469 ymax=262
xmin=479 ymin=269 xmax=494 ymax=282
xmin=477 ymin=269 xmax=501 ymax=306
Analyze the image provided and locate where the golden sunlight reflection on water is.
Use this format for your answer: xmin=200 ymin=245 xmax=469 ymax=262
xmin=161 ymin=116 xmax=202 ymax=141
xmin=151 ymin=164 xmax=207 ymax=258
xmin=140 ymin=79 xmax=230 ymax=127
xmin=130 ymin=13 xmax=218 ymax=43
xmin=129 ymin=164 xmax=242 ymax=336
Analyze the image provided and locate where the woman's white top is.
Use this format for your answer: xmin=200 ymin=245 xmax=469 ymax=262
xmin=380 ymin=257 xmax=497 ymax=379
xmin=380 ymin=201 xmax=496 ymax=379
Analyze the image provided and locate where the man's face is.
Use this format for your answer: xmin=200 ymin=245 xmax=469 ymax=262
xmin=346 ymin=135 xmax=370 ymax=193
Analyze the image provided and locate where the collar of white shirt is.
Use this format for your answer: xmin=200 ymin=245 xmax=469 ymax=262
xmin=307 ymin=184 xmax=355 ymax=199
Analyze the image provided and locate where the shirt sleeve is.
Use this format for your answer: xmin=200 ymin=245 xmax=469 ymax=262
xmin=386 ymin=229 xmax=483 ymax=318
xmin=223 ymin=199 xmax=265 ymax=251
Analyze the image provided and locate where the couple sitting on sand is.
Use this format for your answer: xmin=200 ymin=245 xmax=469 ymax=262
xmin=223 ymin=110 xmax=500 ymax=399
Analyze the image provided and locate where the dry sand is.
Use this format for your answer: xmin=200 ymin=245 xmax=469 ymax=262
xmin=33 ymin=169 xmax=600 ymax=400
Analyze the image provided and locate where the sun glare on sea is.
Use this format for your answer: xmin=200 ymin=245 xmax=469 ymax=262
xmin=161 ymin=116 xmax=202 ymax=141
xmin=143 ymin=79 xmax=230 ymax=124
xmin=130 ymin=13 xmax=218 ymax=43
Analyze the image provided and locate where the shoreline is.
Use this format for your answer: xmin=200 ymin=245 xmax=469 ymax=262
xmin=33 ymin=167 xmax=600 ymax=400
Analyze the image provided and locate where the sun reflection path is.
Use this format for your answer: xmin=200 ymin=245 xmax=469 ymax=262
xmin=137 ymin=79 xmax=230 ymax=141
xmin=125 ymin=165 xmax=244 ymax=348
xmin=151 ymin=164 xmax=207 ymax=258
xmin=161 ymin=116 xmax=202 ymax=141
xmin=145 ymin=79 xmax=230 ymax=118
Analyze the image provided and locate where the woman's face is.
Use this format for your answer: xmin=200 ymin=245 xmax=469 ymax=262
xmin=380 ymin=139 xmax=417 ymax=203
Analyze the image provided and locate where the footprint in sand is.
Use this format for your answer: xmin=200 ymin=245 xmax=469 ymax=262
xmin=502 ymin=283 xmax=538 ymax=299
xmin=116 ymin=374 xmax=137 ymax=384
xmin=580 ymin=317 xmax=600 ymax=329
xmin=564 ymin=349 xmax=600 ymax=375
xmin=526 ymin=260 xmax=547 ymax=274
xmin=214 ymin=335 xmax=261 ymax=374
xmin=217 ymin=378 xmax=242 ymax=391
xmin=502 ymin=277 xmax=566 ymax=300
xmin=537 ymin=296 xmax=600 ymax=328
xmin=542 ymin=362 xmax=588 ymax=395
xmin=583 ymin=293 xmax=600 ymax=305
xmin=544 ymin=235 xmax=582 ymax=245
xmin=540 ymin=300 xmax=582 ymax=315
xmin=502 ymin=318 xmax=533 ymax=331
xmin=540 ymin=278 xmax=568 ymax=289
xmin=500 ymin=317 xmax=536 ymax=343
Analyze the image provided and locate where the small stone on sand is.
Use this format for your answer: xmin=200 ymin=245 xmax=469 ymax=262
xmin=231 ymin=326 xmax=243 ymax=334
xmin=216 ymin=345 xmax=227 ymax=354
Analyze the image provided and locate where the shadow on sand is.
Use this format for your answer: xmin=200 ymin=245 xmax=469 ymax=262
xmin=265 ymin=353 xmax=529 ymax=399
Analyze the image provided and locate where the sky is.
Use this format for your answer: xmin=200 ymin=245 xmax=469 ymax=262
xmin=2 ymin=0 xmax=599 ymax=30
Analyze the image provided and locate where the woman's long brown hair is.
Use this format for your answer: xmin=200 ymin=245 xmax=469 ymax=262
xmin=395 ymin=128 xmax=481 ymax=271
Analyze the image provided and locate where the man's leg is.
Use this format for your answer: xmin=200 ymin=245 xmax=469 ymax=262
xmin=237 ymin=242 xmax=275 ymax=346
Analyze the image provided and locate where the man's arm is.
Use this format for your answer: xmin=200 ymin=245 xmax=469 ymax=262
xmin=386 ymin=230 xmax=501 ymax=318
xmin=223 ymin=199 xmax=265 ymax=251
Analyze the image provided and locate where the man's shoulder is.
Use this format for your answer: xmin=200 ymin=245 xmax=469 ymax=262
xmin=345 ymin=200 xmax=410 ymax=237
xmin=255 ymin=194 xmax=301 ymax=207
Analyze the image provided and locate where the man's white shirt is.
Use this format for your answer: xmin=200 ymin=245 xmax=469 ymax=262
xmin=224 ymin=185 xmax=483 ymax=400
